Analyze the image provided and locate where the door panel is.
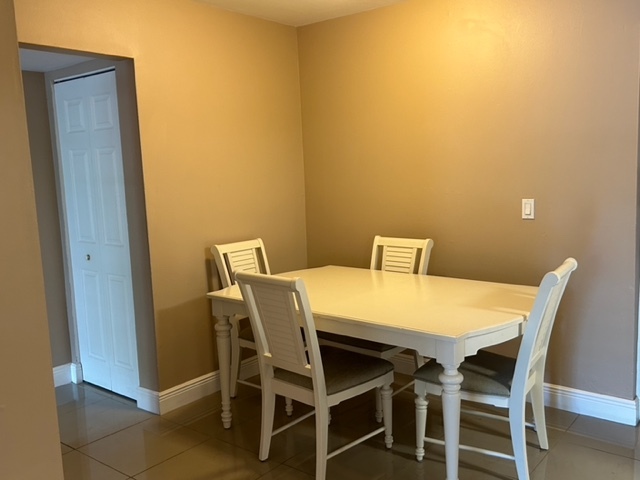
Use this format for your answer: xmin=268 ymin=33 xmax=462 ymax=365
xmin=97 ymin=148 xmax=127 ymax=246
xmin=80 ymin=269 xmax=111 ymax=390
xmin=69 ymin=150 xmax=98 ymax=242
xmin=54 ymin=70 xmax=138 ymax=400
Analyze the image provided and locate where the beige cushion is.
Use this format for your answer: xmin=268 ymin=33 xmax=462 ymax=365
xmin=274 ymin=346 xmax=394 ymax=395
xmin=414 ymin=350 xmax=515 ymax=397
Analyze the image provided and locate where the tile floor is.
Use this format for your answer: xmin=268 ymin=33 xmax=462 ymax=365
xmin=57 ymin=376 xmax=640 ymax=479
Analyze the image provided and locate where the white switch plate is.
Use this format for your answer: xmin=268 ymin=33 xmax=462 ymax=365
xmin=522 ymin=199 xmax=535 ymax=219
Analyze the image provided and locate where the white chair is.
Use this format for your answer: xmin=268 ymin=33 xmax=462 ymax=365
xmin=370 ymin=235 xmax=434 ymax=274
xmin=413 ymin=257 xmax=578 ymax=480
xmin=318 ymin=235 xmax=434 ymax=415
xmin=236 ymin=271 xmax=394 ymax=480
xmin=212 ymin=238 xmax=294 ymax=415
xmin=211 ymin=239 xmax=271 ymax=397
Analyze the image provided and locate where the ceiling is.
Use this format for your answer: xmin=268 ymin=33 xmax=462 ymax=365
xmin=196 ymin=0 xmax=405 ymax=26
xmin=19 ymin=49 xmax=96 ymax=73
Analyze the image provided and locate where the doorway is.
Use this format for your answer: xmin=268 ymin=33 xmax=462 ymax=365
xmin=21 ymin=48 xmax=158 ymax=406
xmin=52 ymin=69 xmax=139 ymax=399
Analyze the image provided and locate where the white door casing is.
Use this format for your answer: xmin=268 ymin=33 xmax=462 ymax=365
xmin=53 ymin=70 xmax=139 ymax=400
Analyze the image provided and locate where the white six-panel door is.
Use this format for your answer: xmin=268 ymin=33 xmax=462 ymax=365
xmin=54 ymin=70 xmax=139 ymax=400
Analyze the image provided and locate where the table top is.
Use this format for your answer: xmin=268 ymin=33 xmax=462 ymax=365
xmin=208 ymin=265 xmax=537 ymax=346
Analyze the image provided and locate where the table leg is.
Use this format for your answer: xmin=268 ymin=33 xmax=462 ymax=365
xmin=439 ymin=363 xmax=463 ymax=480
xmin=215 ymin=316 xmax=232 ymax=429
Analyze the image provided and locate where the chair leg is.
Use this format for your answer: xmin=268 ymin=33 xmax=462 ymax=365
xmin=375 ymin=387 xmax=383 ymax=423
xmin=381 ymin=383 xmax=393 ymax=448
xmin=285 ymin=397 xmax=293 ymax=416
xmin=230 ymin=341 xmax=241 ymax=399
xmin=530 ymin=382 xmax=549 ymax=450
xmin=510 ymin=400 xmax=530 ymax=480
xmin=315 ymin=402 xmax=330 ymax=480
xmin=258 ymin=385 xmax=276 ymax=461
xmin=414 ymin=386 xmax=428 ymax=461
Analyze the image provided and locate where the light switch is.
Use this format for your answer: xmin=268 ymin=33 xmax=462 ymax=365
xmin=522 ymin=199 xmax=535 ymax=219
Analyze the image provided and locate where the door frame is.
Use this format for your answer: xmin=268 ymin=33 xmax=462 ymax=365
xmin=43 ymin=56 xmax=158 ymax=406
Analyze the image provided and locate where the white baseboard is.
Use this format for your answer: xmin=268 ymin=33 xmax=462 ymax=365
xmin=390 ymin=354 xmax=639 ymax=426
xmin=70 ymin=362 xmax=83 ymax=384
xmin=544 ymin=383 xmax=639 ymax=426
xmin=53 ymin=364 xmax=71 ymax=387
xmin=156 ymin=372 xmax=219 ymax=415
xmin=154 ymin=357 xmax=259 ymax=415
xmin=136 ymin=387 xmax=161 ymax=414
xmin=53 ymin=356 xmax=639 ymax=426
xmin=53 ymin=363 xmax=82 ymax=387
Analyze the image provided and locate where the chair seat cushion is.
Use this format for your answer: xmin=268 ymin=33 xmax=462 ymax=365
xmin=317 ymin=332 xmax=399 ymax=353
xmin=274 ymin=346 xmax=394 ymax=395
xmin=413 ymin=350 xmax=516 ymax=397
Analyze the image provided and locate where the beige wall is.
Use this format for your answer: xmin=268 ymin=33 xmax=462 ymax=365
xmin=14 ymin=0 xmax=308 ymax=390
xmin=0 ymin=0 xmax=63 ymax=478
xmin=22 ymin=71 xmax=72 ymax=367
xmin=11 ymin=0 xmax=640 ymax=405
xmin=299 ymin=0 xmax=640 ymax=399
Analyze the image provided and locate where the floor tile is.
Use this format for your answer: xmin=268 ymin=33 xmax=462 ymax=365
xmin=541 ymin=405 xmax=579 ymax=431
xmin=402 ymin=454 xmax=519 ymax=480
xmin=58 ymin=396 xmax=154 ymax=448
xmin=56 ymin=383 xmax=113 ymax=415
xmin=407 ymin=400 xmax=570 ymax=480
xmin=566 ymin=414 xmax=640 ymax=459
xmin=530 ymin=440 xmax=640 ymax=480
xmin=62 ymin=450 xmax=129 ymax=480
xmin=54 ymin=381 xmax=640 ymax=480
xmin=132 ymin=438 xmax=277 ymax=479
xmin=185 ymin=399 xmax=317 ymax=465
xmin=255 ymin=464 xmax=314 ymax=479
xmin=282 ymin=404 xmax=416 ymax=479
xmin=78 ymin=416 xmax=209 ymax=476
xmin=286 ymin=437 xmax=422 ymax=480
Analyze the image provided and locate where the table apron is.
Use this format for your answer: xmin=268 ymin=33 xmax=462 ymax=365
xmin=211 ymin=300 xmax=246 ymax=319
xmin=211 ymin=300 xmax=524 ymax=367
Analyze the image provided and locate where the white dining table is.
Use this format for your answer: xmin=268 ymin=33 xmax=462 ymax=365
xmin=207 ymin=265 xmax=537 ymax=480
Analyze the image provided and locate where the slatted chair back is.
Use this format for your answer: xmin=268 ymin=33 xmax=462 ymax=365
xmin=370 ymin=235 xmax=434 ymax=275
xmin=212 ymin=238 xmax=271 ymax=288
xmin=235 ymin=272 xmax=324 ymax=387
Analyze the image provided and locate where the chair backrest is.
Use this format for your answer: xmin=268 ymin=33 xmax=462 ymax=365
xmin=211 ymin=238 xmax=271 ymax=288
xmin=512 ymin=257 xmax=578 ymax=398
xmin=235 ymin=271 xmax=326 ymax=391
xmin=370 ymin=235 xmax=434 ymax=275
